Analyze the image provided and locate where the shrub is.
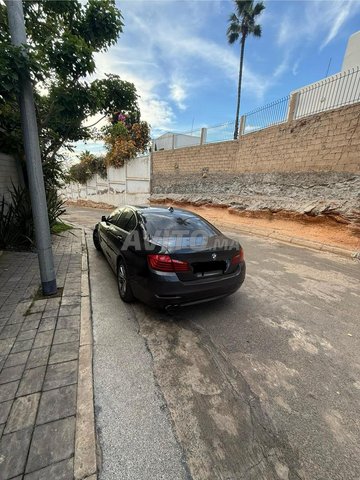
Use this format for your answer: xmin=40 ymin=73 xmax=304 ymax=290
xmin=0 ymin=184 xmax=66 ymax=250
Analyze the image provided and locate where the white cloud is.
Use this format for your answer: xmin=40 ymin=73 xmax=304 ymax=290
xmin=169 ymin=82 xmax=187 ymax=111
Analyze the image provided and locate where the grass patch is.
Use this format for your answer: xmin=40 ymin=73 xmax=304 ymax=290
xmin=51 ymin=221 xmax=73 ymax=234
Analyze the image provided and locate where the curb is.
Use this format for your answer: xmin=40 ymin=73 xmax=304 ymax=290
xmin=74 ymin=229 xmax=97 ymax=480
xmin=217 ymin=222 xmax=359 ymax=259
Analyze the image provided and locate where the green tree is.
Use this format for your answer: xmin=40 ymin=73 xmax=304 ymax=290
xmin=0 ymin=0 xmax=142 ymax=188
xmin=227 ymin=0 xmax=265 ymax=139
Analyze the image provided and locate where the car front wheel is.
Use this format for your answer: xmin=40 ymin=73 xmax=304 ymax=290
xmin=117 ymin=259 xmax=134 ymax=303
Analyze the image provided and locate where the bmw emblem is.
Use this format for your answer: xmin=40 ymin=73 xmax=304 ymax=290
xmin=211 ymin=253 xmax=217 ymax=260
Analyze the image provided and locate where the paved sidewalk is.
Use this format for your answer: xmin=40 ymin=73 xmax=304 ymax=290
xmin=0 ymin=230 xmax=96 ymax=480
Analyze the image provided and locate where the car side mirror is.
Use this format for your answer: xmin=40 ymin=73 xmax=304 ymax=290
xmin=101 ymin=215 xmax=107 ymax=222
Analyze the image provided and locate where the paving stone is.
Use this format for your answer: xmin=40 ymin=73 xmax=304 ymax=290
xmin=0 ymin=400 xmax=12 ymax=423
xmin=45 ymin=298 xmax=61 ymax=309
xmin=58 ymin=305 xmax=81 ymax=317
xmin=0 ymin=428 xmax=32 ymax=479
xmin=11 ymin=339 xmax=33 ymax=353
xmin=0 ymin=365 xmax=25 ymax=385
xmin=33 ymin=330 xmax=54 ymax=348
xmin=56 ymin=315 xmax=80 ymax=330
xmin=41 ymin=308 xmax=59 ymax=319
xmin=0 ymin=381 xmax=19 ymax=402
xmin=53 ymin=328 xmax=80 ymax=345
xmin=0 ymin=338 xmax=16 ymax=356
xmin=26 ymin=417 xmax=76 ymax=474
xmin=61 ymin=296 xmax=81 ymax=307
xmin=26 ymin=347 xmax=50 ymax=369
xmin=49 ymin=342 xmax=78 ymax=364
xmin=4 ymin=350 xmax=30 ymax=368
xmin=17 ymin=329 xmax=37 ymax=341
xmin=37 ymin=385 xmax=76 ymax=424
xmin=6 ymin=313 xmax=25 ymax=325
xmin=17 ymin=366 xmax=46 ymax=396
xmin=0 ymin=355 xmax=5 ymax=370
xmin=30 ymin=300 xmax=47 ymax=313
xmin=38 ymin=318 xmax=56 ymax=332
xmin=43 ymin=361 xmax=77 ymax=391
xmin=24 ymin=458 xmax=74 ymax=480
xmin=0 ymin=324 xmax=22 ymax=339
xmin=5 ymin=393 xmax=40 ymax=434
xmin=23 ymin=313 xmax=42 ymax=322
xmin=21 ymin=319 xmax=41 ymax=332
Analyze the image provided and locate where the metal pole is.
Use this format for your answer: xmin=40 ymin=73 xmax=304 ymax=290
xmin=6 ymin=0 xmax=57 ymax=295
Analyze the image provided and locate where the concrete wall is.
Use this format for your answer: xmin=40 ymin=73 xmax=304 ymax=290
xmin=0 ymin=153 xmax=23 ymax=204
xmin=63 ymin=155 xmax=151 ymax=206
xmin=152 ymin=103 xmax=360 ymax=184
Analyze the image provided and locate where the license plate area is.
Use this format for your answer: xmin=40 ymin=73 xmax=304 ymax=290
xmin=192 ymin=261 xmax=226 ymax=277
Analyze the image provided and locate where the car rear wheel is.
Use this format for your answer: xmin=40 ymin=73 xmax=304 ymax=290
xmin=93 ymin=227 xmax=102 ymax=251
xmin=117 ymin=259 xmax=134 ymax=303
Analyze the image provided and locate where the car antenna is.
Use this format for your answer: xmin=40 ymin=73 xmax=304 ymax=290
xmin=168 ymin=206 xmax=174 ymax=213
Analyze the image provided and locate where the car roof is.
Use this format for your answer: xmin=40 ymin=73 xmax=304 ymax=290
xmin=125 ymin=205 xmax=196 ymax=216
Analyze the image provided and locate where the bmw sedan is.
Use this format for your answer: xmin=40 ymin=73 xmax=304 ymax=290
xmin=93 ymin=205 xmax=246 ymax=309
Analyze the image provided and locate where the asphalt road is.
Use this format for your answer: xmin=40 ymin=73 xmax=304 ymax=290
xmin=64 ymin=205 xmax=360 ymax=480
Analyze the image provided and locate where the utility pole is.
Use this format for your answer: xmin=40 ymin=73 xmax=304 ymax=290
xmin=6 ymin=0 xmax=57 ymax=295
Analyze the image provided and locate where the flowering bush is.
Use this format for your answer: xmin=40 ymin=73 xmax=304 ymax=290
xmin=103 ymin=111 xmax=150 ymax=168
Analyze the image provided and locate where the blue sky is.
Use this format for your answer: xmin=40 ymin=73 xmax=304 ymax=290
xmin=79 ymin=0 xmax=360 ymax=152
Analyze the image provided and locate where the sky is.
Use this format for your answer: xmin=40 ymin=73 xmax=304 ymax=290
xmin=77 ymin=0 xmax=360 ymax=154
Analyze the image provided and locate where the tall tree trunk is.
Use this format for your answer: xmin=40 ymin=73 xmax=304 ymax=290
xmin=233 ymin=35 xmax=246 ymax=140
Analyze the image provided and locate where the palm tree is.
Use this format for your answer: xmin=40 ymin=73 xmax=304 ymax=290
xmin=227 ymin=0 xmax=265 ymax=139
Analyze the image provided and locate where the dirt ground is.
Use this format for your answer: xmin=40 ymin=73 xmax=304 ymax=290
xmin=65 ymin=199 xmax=360 ymax=252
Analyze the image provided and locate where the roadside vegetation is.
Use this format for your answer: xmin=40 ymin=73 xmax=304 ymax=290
xmin=0 ymin=0 xmax=149 ymax=249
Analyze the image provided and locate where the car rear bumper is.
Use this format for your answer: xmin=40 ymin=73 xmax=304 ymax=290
xmin=139 ymin=262 xmax=246 ymax=308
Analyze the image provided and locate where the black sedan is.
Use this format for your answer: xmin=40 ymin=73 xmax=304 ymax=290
xmin=93 ymin=205 xmax=246 ymax=309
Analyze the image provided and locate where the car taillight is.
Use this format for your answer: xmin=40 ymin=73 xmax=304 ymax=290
xmin=147 ymin=254 xmax=190 ymax=272
xmin=231 ymin=248 xmax=244 ymax=265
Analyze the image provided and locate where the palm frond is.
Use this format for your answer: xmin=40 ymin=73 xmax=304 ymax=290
xmin=235 ymin=0 xmax=254 ymax=17
xmin=253 ymin=1 xmax=265 ymax=16
xmin=227 ymin=31 xmax=240 ymax=44
xmin=252 ymin=24 xmax=262 ymax=37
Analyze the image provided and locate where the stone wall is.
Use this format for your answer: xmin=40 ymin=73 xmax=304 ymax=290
xmin=152 ymin=103 xmax=360 ymax=180
xmin=151 ymin=104 xmax=360 ymax=225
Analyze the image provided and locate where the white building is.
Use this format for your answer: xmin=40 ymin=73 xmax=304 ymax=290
xmin=292 ymin=30 xmax=360 ymax=119
xmin=154 ymin=132 xmax=201 ymax=151
xmin=342 ymin=31 xmax=360 ymax=71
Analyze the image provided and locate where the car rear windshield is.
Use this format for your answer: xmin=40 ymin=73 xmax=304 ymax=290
xmin=141 ymin=211 xmax=218 ymax=238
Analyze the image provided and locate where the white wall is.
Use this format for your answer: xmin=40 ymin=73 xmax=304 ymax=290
xmin=292 ymin=67 xmax=360 ymax=119
xmin=342 ymin=31 xmax=360 ymax=71
xmin=154 ymin=133 xmax=201 ymax=151
xmin=0 ymin=153 xmax=23 ymax=204
xmin=62 ymin=155 xmax=151 ymax=206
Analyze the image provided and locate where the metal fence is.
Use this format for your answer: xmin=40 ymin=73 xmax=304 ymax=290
xmin=152 ymin=67 xmax=360 ymax=149
xmin=204 ymin=121 xmax=235 ymax=143
xmin=242 ymin=95 xmax=290 ymax=134
xmin=294 ymin=66 xmax=360 ymax=119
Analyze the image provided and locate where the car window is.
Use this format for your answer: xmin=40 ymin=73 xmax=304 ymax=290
xmin=142 ymin=211 xmax=218 ymax=237
xmin=114 ymin=209 xmax=137 ymax=232
xmin=107 ymin=208 xmax=122 ymax=224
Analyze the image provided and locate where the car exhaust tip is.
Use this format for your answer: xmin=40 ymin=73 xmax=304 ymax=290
xmin=165 ymin=305 xmax=179 ymax=315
